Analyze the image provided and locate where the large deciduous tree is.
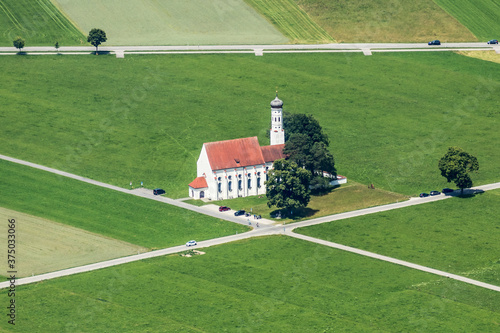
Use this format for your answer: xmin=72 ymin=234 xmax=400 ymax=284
xmin=13 ymin=37 xmax=25 ymax=51
xmin=87 ymin=28 xmax=107 ymax=54
xmin=283 ymin=113 xmax=336 ymax=178
xmin=265 ymin=159 xmax=311 ymax=217
xmin=438 ymin=147 xmax=479 ymax=195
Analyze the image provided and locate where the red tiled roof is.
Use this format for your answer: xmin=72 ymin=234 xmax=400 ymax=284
xmin=205 ymin=137 xmax=265 ymax=170
xmin=188 ymin=177 xmax=208 ymax=189
xmin=261 ymin=144 xmax=286 ymax=163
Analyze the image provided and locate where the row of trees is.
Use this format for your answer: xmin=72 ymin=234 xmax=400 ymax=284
xmin=12 ymin=28 xmax=107 ymax=53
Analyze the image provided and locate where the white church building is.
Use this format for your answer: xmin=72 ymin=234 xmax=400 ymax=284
xmin=188 ymin=95 xmax=286 ymax=200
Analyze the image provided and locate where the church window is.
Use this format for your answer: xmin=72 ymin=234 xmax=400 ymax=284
xmin=228 ymin=181 xmax=232 ymax=192
xmin=247 ymin=178 xmax=252 ymax=189
xmin=257 ymin=177 xmax=261 ymax=188
xmin=238 ymin=179 xmax=242 ymax=190
xmin=218 ymin=182 xmax=222 ymax=193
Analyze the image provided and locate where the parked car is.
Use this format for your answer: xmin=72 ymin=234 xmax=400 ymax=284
xmin=153 ymin=188 xmax=165 ymax=195
xmin=442 ymin=188 xmax=454 ymax=194
xmin=428 ymin=40 xmax=441 ymax=45
xmin=219 ymin=206 xmax=230 ymax=212
xmin=234 ymin=210 xmax=245 ymax=216
xmin=430 ymin=191 xmax=441 ymax=196
xmin=487 ymin=39 xmax=498 ymax=44
xmin=419 ymin=193 xmax=429 ymax=198
xmin=185 ymin=240 xmax=197 ymax=247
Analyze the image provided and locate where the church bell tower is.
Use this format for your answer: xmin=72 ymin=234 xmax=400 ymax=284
xmin=270 ymin=93 xmax=285 ymax=145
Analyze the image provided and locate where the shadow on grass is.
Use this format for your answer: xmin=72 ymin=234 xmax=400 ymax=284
xmin=271 ymin=207 xmax=320 ymax=220
xmin=447 ymin=188 xmax=485 ymax=199
xmin=16 ymin=51 xmax=27 ymax=55
xmin=310 ymin=185 xmax=339 ymax=197
xmin=91 ymin=51 xmax=111 ymax=55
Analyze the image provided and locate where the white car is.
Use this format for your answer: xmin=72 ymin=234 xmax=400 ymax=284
xmin=185 ymin=240 xmax=197 ymax=247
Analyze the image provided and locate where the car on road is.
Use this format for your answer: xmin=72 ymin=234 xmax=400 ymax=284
xmin=442 ymin=188 xmax=454 ymax=194
xmin=419 ymin=193 xmax=429 ymax=198
xmin=428 ymin=40 xmax=441 ymax=45
xmin=153 ymin=188 xmax=165 ymax=195
xmin=234 ymin=210 xmax=245 ymax=216
xmin=487 ymin=39 xmax=498 ymax=44
xmin=219 ymin=206 xmax=230 ymax=212
xmin=430 ymin=191 xmax=441 ymax=196
xmin=186 ymin=240 xmax=197 ymax=247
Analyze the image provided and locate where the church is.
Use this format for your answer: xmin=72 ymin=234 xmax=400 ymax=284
xmin=188 ymin=95 xmax=286 ymax=200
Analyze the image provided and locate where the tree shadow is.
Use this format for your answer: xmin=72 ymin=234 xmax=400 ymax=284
xmin=456 ymin=189 xmax=485 ymax=199
xmin=91 ymin=51 xmax=111 ymax=55
xmin=16 ymin=51 xmax=27 ymax=55
xmin=310 ymin=185 xmax=339 ymax=197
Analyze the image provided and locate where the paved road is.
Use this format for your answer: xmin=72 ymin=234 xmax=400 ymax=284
xmin=0 ymin=42 xmax=498 ymax=56
xmin=1 ymin=153 xmax=499 ymax=292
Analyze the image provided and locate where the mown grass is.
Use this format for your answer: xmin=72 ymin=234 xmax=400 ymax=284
xmin=0 ymin=159 xmax=248 ymax=249
xmin=190 ymin=182 xmax=408 ymax=223
xmin=4 ymin=236 xmax=498 ymax=332
xmin=0 ymin=0 xmax=85 ymax=46
xmin=243 ymin=0 xmax=334 ymax=43
xmin=294 ymin=0 xmax=477 ymax=42
xmin=0 ymin=207 xmax=148 ymax=277
xmin=51 ymin=0 xmax=288 ymax=45
xmin=1 ymin=52 xmax=499 ymax=198
xmin=434 ymin=0 xmax=500 ymax=41
xmin=296 ymin=189 xmax=500 ymax=286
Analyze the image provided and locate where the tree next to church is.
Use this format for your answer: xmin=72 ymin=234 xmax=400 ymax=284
xmin=265 ymin=158 xmax=311 ymax=218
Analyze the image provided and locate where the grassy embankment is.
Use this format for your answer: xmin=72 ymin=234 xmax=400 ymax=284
xmin=294 ymin=0 xmax=477 ymax=42
xmin=0 ymin=0 xmax=84 ymax=46
xmin=434 ymin=0 xmax=500 ymax=41
xmin=1 ymin=53 xmax=499 ymax=199
xmin=0 ymin=159 xmax=248 ymax=250
xmin=243 ymin=0 xmax=334 ymax=43
xmin=296 ymin=189 xmax=500 ymax=286
xmin=3 ymin=236 xmax=498 ymax=332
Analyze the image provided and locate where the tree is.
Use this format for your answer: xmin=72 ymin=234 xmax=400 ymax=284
xmin=87 ymin=28 xmax=107 ymax=54
xmin=13 ymin=37 xmax=25 ymax=51
xmin=283 ymin=113 xmax=336 ymax=178
xmin=438 ymin=147 xmax=479 ymax=195
xmin=284 ymin=113 xmax=329 ymax=145
xmin=265 ymin=158 xmax=311 ymax=217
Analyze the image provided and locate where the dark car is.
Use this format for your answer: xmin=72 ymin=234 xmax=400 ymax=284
xmin=430 ymin=191 xmax=441 ymax=196
xmin=234 ymin=210 xmax=245 ymax=216
xmin=442 ymin=188 xmax=454 ymax=194
xmin=487 ymin=39 xmax=498 ymax=44
xmin=419 ymin=193 xmax=429 ymax=198
xmin=153 ymin=188 xmax=165 ymax=195
xmin=428 ymin=40 xmax=441 ymax=45
xmin=219 ymin=206 xmax=230 ymax=212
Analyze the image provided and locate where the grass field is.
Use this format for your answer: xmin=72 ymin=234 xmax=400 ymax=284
xmin=0 ymin=159 xmax=248 ymax=249
xmin=190 ymin=182 xmax=408 ymax=222
xmin=0 ymin=207 xmax=148 ymax=277
xmin=294 ymin=0 xmax=477 ymax=42
xmin=434 ymin=0 xmax=500 ymax=41
xmin=459 ymin=50 xmax=500 ymax=64
xmin=1 ymin=53 xmax=499 ymax=199
xmin=51 ymin=0 xmax=288 ymax=45
xmin=243 ymin=0 xmax=334 ymax=43
xmin=3 ymin=236 xmax=498 ymax=331
xmin=296 ymin=189 xmax=500 ymax=286
xmin=0 ymin=0 xmax=84 ymax=46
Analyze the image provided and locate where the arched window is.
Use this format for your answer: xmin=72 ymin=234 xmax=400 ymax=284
xmin=228 ymin=181 xmax=232 ymax=192
xmin=257 ymin=177 xmax=261 ymax=188
xmin=247 ymin=178 xmax=252 ymax=189
xmin=238 ymin=179 xmax=242 ymax=190
xmin=218 ymin=182 xmax=222 ymax=193
xmin=200 ymin=191 xmax=205 ymax=198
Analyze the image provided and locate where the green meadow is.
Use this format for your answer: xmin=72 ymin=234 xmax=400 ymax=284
xmin=3 ymin=237 xmax=498 ymax=332
xmin=50 ymin=0 xmax=288 ymax=45
xmin=0 ymin=0 xmax=85 ymax=46
xmin=296 ymin=189 xmax=500 ymax=286
xmin=1 ymin=52 xmax=499 ymax=198
xmin=0 ymin=159 xmax=248 ymax=249
xmin=435 ymin=0 xmax=500 ymax=41
xmin=293 ymin=0 xmax=477 ymax=42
